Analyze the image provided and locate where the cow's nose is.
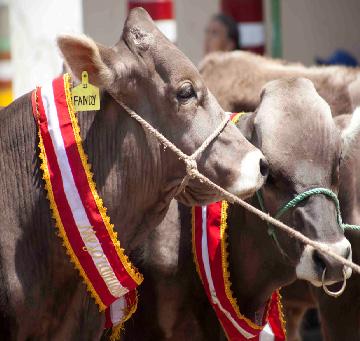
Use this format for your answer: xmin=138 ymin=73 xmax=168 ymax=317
xmin=259 ymin=158 xmax=269 ymax=178
xmin=343 ymin=245 xmax=351 ymax=260
xmin=312 ymin=243 xmax=352 ymax=283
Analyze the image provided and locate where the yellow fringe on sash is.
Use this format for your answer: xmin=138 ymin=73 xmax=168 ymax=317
xmin=220 ymin=201 xmax=263 ymax=330
xmin=276 ymin=289 xmax=287 ymax=336
xmin=63 ymin=74 xmax=143 ymax=286
xmin=110 ymin=324 xmax=122 ymax=341
xmin=33 ymin=89 xmax=106 ymax=312
xmin=191 ymin=207 xmax=203 ymax=282
xmin=110 ymin=292 xmax=139 ymax=341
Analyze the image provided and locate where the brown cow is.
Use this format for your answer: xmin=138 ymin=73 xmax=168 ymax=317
xmin=199 ymin=50 xmax=360 ymax=115
xmin=282 ymin=110 xmax=360 ymax=341
xmin=200 ymin=51 xmax=360 ymax=341
xmin=0 ymin=8 xmax=267 ymax=340
xmin=122 ymin=78 xmax=358 ymax=341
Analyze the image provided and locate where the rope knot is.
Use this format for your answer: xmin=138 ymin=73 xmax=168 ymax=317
xmin=185 ymin=158 xmax=198 ymax=177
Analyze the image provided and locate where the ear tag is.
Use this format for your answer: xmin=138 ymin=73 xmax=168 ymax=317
xmin=71 ymin=71 xmax=100 ymax=111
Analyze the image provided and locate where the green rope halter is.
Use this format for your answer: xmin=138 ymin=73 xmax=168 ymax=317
xmin=256 ymin=187 xmax=360 ymax=258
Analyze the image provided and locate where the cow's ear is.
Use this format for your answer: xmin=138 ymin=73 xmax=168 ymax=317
xmin=341 ymin=107 xmax=360 ymax=158
xmin=57 ymin=34 xmax=115 ymax=88
xmin=235 ymin=112 xmax=255 ymax=141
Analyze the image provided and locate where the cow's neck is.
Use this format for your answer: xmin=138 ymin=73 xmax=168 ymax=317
xmin=227 ymin=200 xmax=295 ymax=325
xmin=77 ymin=92 xmax=182 ymax=253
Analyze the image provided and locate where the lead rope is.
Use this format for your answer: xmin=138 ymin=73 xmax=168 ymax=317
xmin=110 ymin=97 xmax=360 ymax=275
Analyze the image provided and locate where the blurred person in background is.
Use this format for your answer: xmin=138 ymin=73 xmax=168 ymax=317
xmin=204 ymin=13 xmax=240 ymax=55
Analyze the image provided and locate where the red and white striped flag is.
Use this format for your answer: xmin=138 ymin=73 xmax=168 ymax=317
xmin=128 ymin=0 xmax=177 ymax=43
xmin=222 ymin=0 xmax=265 ymax=54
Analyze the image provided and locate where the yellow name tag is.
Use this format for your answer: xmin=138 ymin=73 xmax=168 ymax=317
xmin=71 ymin=71 xmax=100 ymax=111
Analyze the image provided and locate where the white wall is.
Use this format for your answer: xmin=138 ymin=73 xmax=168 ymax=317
xmin=175 ymin=0 xmax=219 ymax=64
xmin=281 ymin=0 xmax=360 ymax=65
xmin=83 ymin=0 xmax=127 ymax=47
xmin=9 ymin=0 xmax=83 ymax=97
xmin=83 ymin=0 xmax=220 ymax=65
xmin=8 ymin=0 xmax=360 ymax=99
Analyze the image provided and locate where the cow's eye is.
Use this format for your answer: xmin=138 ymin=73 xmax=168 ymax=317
xmin=177 ymin=82 xmax=196 ymax=102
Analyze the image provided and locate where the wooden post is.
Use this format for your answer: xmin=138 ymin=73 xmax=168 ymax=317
xmin=271 ymin=0 xmax=282 ymax=58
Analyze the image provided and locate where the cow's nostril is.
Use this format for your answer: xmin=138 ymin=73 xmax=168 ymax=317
xmin=259 ymin=158 xmax=269 ymax=178
xmin=313 ymin=250 xmax=326 ymax=272
xmin=344 ymin=246 xmax=351 ymax=259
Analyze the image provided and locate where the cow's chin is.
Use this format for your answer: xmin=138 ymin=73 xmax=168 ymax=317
xmin=299 ymin=271 xmax=352 ymax=288
xmin=175 ymin=179 xmax=257 ymax=206
xmin=175 ymin=186 xmax=221 ymax=207
xmin=298 ymin=276 xmax=343 ymax=288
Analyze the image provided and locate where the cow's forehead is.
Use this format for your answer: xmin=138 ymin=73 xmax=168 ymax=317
xmin=255 ymin=78 xmax=341 ymax=183
xmin=121 ymin=7 xmax=200 ymax=85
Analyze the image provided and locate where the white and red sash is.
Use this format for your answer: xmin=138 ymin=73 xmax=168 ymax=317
xmin=192 ymin=201 xmax=286 ymax=341
xmin=31 ymin=74 xmax=143 ymax=338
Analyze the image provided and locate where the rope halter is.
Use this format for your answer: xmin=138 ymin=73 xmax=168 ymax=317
xmin=112 ymin=94 xmax=231 ymax=195
xmin=257 ymin=187 xmax=360 ymax=297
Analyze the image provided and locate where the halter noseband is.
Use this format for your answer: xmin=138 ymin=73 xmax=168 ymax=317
xmin=256 ymin=187 xmax=354 ymax=255
xmin=256 ymin=187 xmax=360 ymax=297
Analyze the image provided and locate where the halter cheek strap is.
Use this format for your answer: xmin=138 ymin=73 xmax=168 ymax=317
xmin=256 ymin=191 xmax=290 ymax=260
xmin=175 ymin=116 xmax=230 ymax=195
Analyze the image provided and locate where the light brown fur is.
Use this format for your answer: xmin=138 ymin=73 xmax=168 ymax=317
xmin=199 ymin=50 xmax=360 ymax=115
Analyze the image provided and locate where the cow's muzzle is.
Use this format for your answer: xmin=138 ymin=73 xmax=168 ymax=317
xmin=296 ymin=239 xmax=352 ymax=287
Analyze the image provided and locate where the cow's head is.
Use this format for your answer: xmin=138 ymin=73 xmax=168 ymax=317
xmin=238 ymin=78 xmax=355 ymax=286
xmin=56 ymin=8 xmax=267 ymax=206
